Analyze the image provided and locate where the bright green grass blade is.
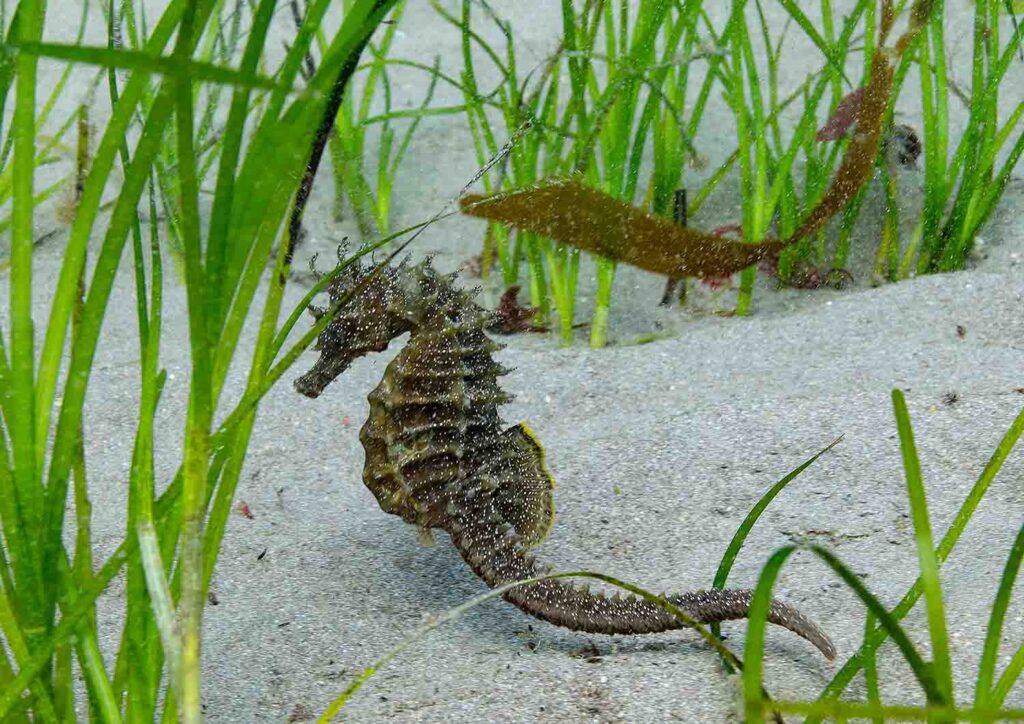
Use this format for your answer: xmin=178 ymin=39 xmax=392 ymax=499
xmin=991 ymin=640 xmax=1024 ymax=709
xmin=10 ymin=41 xmax=284 ymax=89
xmin=724 ymin=0 xmax=760 ymax=316
xmin=64 ymin=196 xmax=119 ymax=722
xmin=808 ymin=404 xmax=1024 ymax=721
xmin=0 ymin=586 xmax=58 ymax=721
xmin=745 ymin=544 xmax=944 ymax=724
xmin=122 ymin=171 xmax=168 ymax=718
xmin=105 ymin=0 xmax=153 ymax=362
xmin=205 ymin=0 xmax=276 ymax=336
xmin=560 ymin=0 xmax=589 ymax=163
xmin=916 ymin=4 xmax=951 ymax=270
xmin=182 ymin=0 xmax=331 ymax=354
xmin=989 ymin=101 xmax=1024 ymax=165
xmin=209 ymin=107 xmax=325 ymax=394
xmin=711 ymin=436 xmax=842 ymax=671
xmin=0 ymin=174 xmax=68 ymax=233
xmin=970 ymin=125 xmax=1024 ymax=239
xmin=169 ymin=2 xmax=227 ymax=717
xmin=775 ymin=0 xmax=851 ymax=83
xmin=61 ymin=605 xmax=120 ymax=723
xmin=892 ymin=389 xmax=955 ymax=708
xmin=863 ymin=611 xmax=885 ymax=723
xmin=0 ymin=641 xmax=28 ymax=723
xmin=8 ymin=0 xmax=48 ymax=664
xmin=0 ymin=5 xmax=26 ymax=145
xmin=362 ymin=103 xmax=467 ymax=124
xmin=0 ymin=425 xmax=20 ymax=603
xmin=975 ymin=521 xmax=1024 ymax=710
xmin=136 ymin=522 xmax=179 ymax=692
xmin=49 ymin=636 xmax=73 ymax=717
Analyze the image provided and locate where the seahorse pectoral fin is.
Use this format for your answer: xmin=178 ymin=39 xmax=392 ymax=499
xmin=489 ymin=423 xmax=556 ymax=548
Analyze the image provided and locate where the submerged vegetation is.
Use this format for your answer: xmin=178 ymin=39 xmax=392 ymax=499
xmin=0 ymin=0 xmax=1022 ymax=721
xmin=453 ymin=0 xmax=1024 ymax=343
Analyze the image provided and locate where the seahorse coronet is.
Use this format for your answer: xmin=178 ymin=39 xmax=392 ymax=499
xmin=296 ymin=258 xmax=836 ymax=660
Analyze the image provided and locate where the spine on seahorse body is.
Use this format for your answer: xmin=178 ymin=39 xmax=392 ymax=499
xmin=447 ymin=494 xmax=836 ymax=660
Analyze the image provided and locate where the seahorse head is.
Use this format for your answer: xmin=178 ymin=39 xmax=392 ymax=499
xmin=294 ymin=257 xmax=474 ymax=398
xmin=294 ymin=256 xmax=414 ymax=398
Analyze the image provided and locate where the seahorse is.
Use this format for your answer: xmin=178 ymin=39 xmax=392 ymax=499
xmin=294 ymin=257 xmax=835 ymax=659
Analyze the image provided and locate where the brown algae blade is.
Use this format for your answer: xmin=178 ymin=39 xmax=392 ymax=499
xmin=461 ymin=178 xmax=782 ymax=279
xmin=786 ymin=51 xmax=895 ymax=243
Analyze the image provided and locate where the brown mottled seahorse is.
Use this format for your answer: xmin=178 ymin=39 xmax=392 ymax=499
xmin=294 ymin=258 xmax=835 ymax=659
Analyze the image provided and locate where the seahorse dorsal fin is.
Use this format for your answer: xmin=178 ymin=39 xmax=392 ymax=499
xmin=489 ymin=422 xmax=556 ymax=548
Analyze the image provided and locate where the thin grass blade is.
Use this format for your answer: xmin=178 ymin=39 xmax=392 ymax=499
xmin=711 ymin=435 xmax=843 ymax=670
xmin=975 ymin=521 xmax=1024 ymax=710
xmin=892 ymin=389 xmax=955 ymax=707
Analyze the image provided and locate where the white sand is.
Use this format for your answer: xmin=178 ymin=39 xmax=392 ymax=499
xmin=6 ymin=1 xmax=1024 ymax=721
